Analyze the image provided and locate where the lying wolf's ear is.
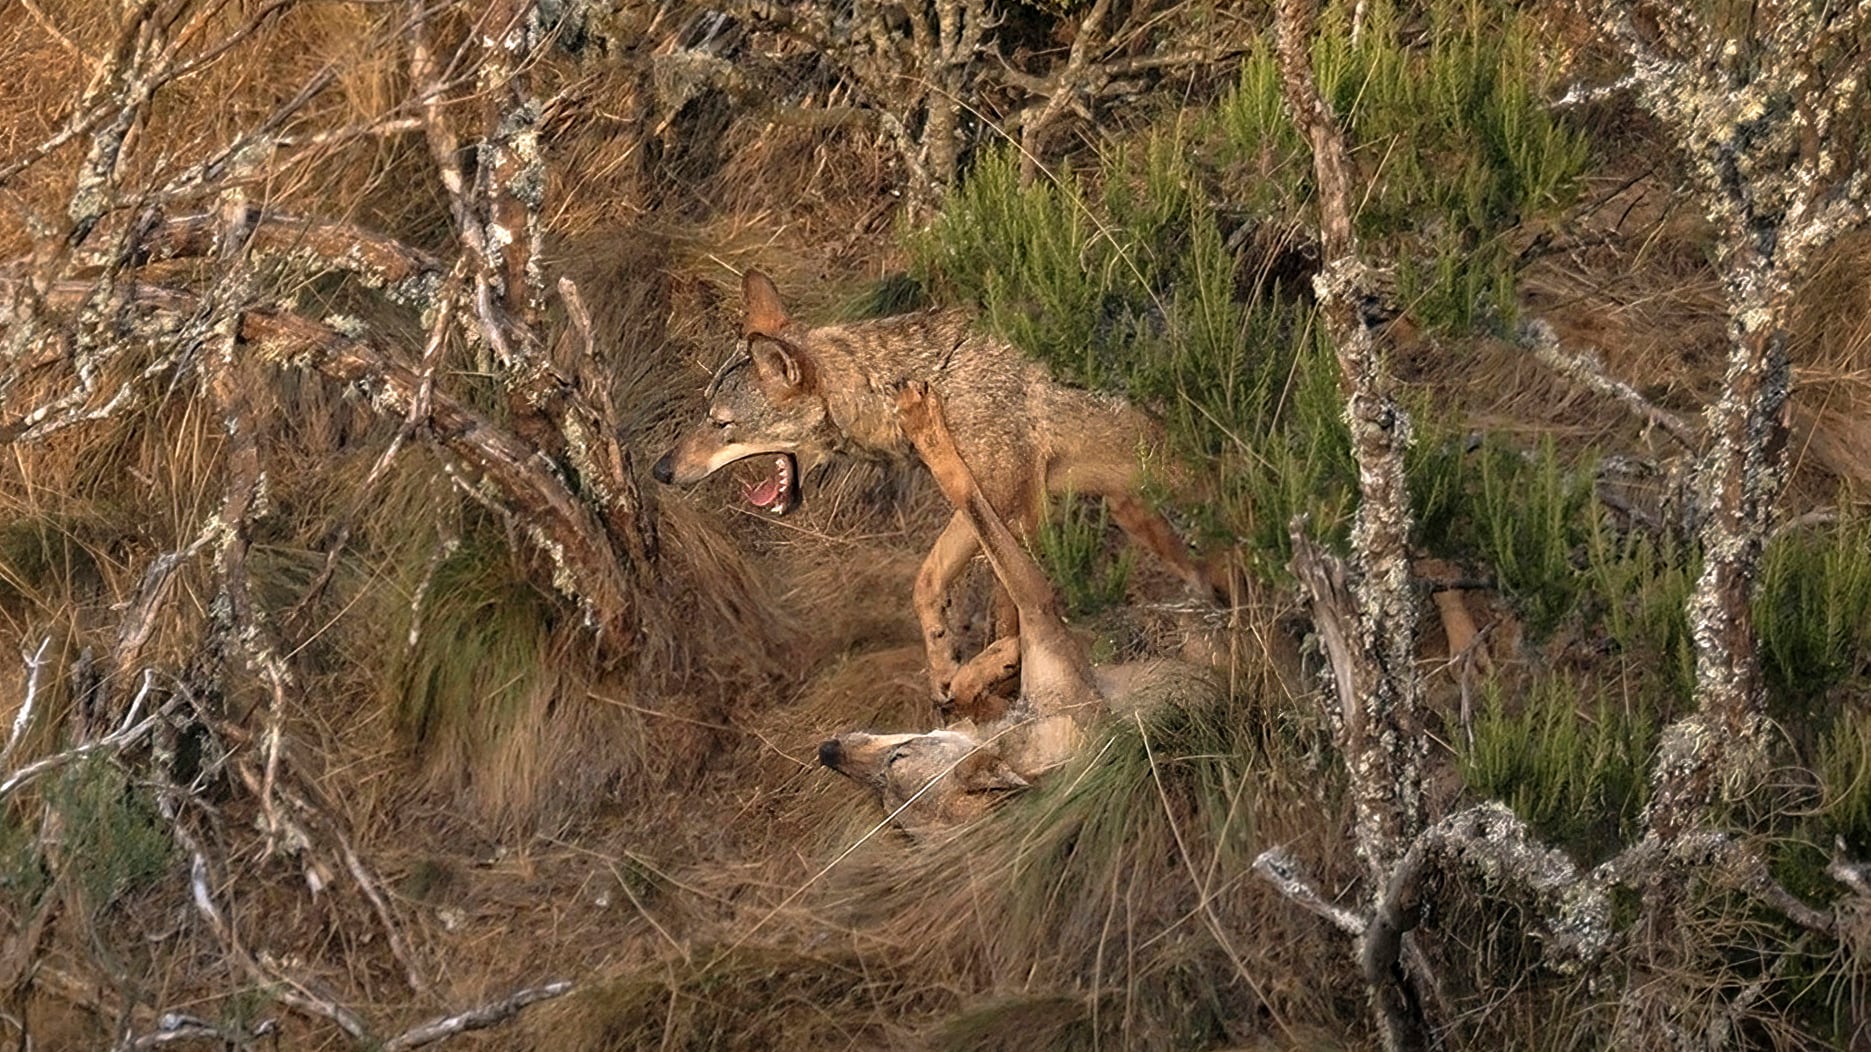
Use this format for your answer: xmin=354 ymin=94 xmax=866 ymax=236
xmin=956 ymin=749 xmax=1029 ymax=794
xmin=742 ymin=269 xmax=791 ymax=339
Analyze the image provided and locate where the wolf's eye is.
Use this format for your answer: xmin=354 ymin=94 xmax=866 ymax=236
xmin=712 ymin=418 xmax=733 ymax=431
xmin=886 ymin=746 xmax=911 ymax=767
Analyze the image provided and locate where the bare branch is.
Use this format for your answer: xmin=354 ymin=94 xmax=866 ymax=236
xmin=380 ymin=981 xmax=574 ymax=1051
xmin=7 ymin=277 xmax=640 ymax=654
xmin=2 ymin=639 xmax=52 ymax=767
xmin=1252 ymin=847 xmax=1366 ymax=937
xmin=0 ymin=675 xmax=169 ymax=800
xmin=1520 ymin=318 xmax=1697 ymax=449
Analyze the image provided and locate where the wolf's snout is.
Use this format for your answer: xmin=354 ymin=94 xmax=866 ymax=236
xmin=817 ymin=739 xmax=843 ymax=768
xmin=651 ymin=452 xmax=675 ymax=485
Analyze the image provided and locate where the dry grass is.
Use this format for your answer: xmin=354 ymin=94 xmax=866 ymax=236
xmin=3 ymin=1 xmax=1871 ymax=1049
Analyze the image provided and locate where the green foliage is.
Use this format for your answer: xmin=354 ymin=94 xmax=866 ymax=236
xmin=1459 ymin=674 xmax=1657 ymax=861
xmin=1214 ymin=0 xmax=1586 ymax=335
xmin=1756 ymin=511 xmax=1871 ymax=713
xmin=1469 ymin=438 xmax=1593 ymax=639
xmin=1586 ymin=524 xmax=1697 ymax=700
xmin=913 ymin=141 xmax=1213 ymax=393
xmin=50 ymin=759 xmax=175 ymax=907
xmin=1405 ymin=419 xmax=1471 ymax=558
xmin=0 ymin=806 xmax=49 ymax=904
xmin=1033 ymin=493 xmax=1135 ymax=618
xmin=1815 ymin=705 xmax=1871 ymax=853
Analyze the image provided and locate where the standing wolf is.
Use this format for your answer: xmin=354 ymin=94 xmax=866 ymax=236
xmin=651 ymin=270 xmax=1217 ymax=713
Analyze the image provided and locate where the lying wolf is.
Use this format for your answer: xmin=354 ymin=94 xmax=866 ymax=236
xmin=651 ymin=270 xmax=1219 ymax=715
xmin=816 ymin=382 xmax=1218 ymax=834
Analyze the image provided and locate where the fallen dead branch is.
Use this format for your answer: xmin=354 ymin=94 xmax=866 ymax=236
xmin=380 ymin=980 xmax=575 ymax=1051
xmin=1520 ymin=317 xmax=1698 ymax=450
xmin=0 ymin=670 xmax=166 ymax=800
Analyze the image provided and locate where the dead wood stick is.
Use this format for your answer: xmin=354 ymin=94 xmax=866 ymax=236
xmin=1520 ymin=318 xmax=1696 ymax=450
xmin=102 ymin=209 xmax=446 ymax=303
xmin=2 ymin=638 xmax=52 ymax=766
xmin=380 ymin=980 xmax=574 ymax=1051
xmin=0 ymin=675 xmax=167 ymax=799
xmin=1251 ymin=847 xmax=1366 ymax=936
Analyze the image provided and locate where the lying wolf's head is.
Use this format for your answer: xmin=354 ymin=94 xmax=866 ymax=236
xmin=817 ymin=728 xmax=1029 ymax=834
xmin=650 ymin=270 xmax=833 ymax=515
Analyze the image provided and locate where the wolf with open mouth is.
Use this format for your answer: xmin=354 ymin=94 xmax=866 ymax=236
xmin=651 ymin=269 xmax=1225 ymax=710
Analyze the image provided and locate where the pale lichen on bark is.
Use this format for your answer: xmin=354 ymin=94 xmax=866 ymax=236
xmin=1275 ymin=0 xmax=1425 ymax=890
xmin=1583 ymin=0 xmax=1868 ymax=836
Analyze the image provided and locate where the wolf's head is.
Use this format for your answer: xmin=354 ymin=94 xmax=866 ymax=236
xmin=816 ymin=727 xmax=1029 ymax=834
xmin=651 ymin=270 xmax=834 ymax=515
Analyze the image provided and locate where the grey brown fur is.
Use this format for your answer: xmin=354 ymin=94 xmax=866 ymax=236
xmin=652 ymin=270 xmax=1219 ymax=715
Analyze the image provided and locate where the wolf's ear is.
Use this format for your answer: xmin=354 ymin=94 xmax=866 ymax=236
xmin=956 ymin=749 xmax=1029 ymax=794
xmin=748 ymin=339 xmax=813 ymax=396
xmin=742 ymin=269 xmax=791 ymax=339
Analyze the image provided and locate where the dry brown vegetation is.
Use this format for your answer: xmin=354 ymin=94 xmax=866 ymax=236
xmin=1 ymin=0 xmax=1870 ymax=1049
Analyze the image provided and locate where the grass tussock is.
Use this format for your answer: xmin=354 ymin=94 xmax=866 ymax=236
xmin=526 ymin=679 xmax=1351 ymax=1052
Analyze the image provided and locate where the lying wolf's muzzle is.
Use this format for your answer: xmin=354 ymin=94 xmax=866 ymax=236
xmin=650 ymin=451 xmax=675 ymax=484
xmin=817 ymin=739 xmax=843 ymax=769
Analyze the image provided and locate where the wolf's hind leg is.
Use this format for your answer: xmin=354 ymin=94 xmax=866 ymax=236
xmin=1050 ymin=452 xmax=1227 ymax=604
xmin=1106 ymin=495 xmax=1225 ymax=600
xmin=946 ymin=634 xmax=1020 ymax=723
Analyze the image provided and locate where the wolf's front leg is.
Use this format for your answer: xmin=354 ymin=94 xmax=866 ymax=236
xmin=914 ymin=511 xmax=981 ymax=703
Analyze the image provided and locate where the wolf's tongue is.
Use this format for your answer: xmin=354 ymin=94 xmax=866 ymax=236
xmin=745 ymin=477 xmax=781 ymax=508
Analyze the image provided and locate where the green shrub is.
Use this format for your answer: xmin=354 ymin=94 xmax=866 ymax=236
xmin=1756 ymin=510 xmax=1871 ymax=714
xmin=1213 ymin=0 xmax=1586 ymax=335
xmin=1034 ymin=493 xmax=1135 ymax=619
xmin=1815 ymin=704 xmax=1871 ymax=853
xmin=1470 ymin=438 xmax=1593 ymax=639
xmin=1586 ymin=523 xmax=1697 ymax=700
xmin=1459 ymin=674 xmax=1657 ymax=861
xmin=51 ymin=759 xmax=175 ymax=908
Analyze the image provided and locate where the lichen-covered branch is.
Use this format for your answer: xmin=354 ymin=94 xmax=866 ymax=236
xmin=1520 ymin=317 xmax=1697 ymax=450
xmin=380 ymin=980 xmax=573 ymax=1051
xmin=1263 ymin=3 xmax=1430 ymax=1045
xmin=9 ymin=276 xmax=641 ymax=654
xmin=1578 ymin=0 xmax=1871 ymax=838
xmin=1275 ymin=0 xmax=1424 ymax=886
xmin=409 ymin=0 xmax=655 ymax=570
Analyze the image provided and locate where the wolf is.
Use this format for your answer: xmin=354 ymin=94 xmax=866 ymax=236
xmin=816 ymin=382 xmax=1218 ymax=835
xmin=651 ymin=269 xmax=1220 ymax=715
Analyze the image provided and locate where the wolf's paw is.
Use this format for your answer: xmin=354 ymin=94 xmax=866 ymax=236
xmin=893 ymin=379 xmax=940 ymax=435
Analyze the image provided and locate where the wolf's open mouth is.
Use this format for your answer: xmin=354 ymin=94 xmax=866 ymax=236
xmin=741 ymin=454 xmax=797 ymax=515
